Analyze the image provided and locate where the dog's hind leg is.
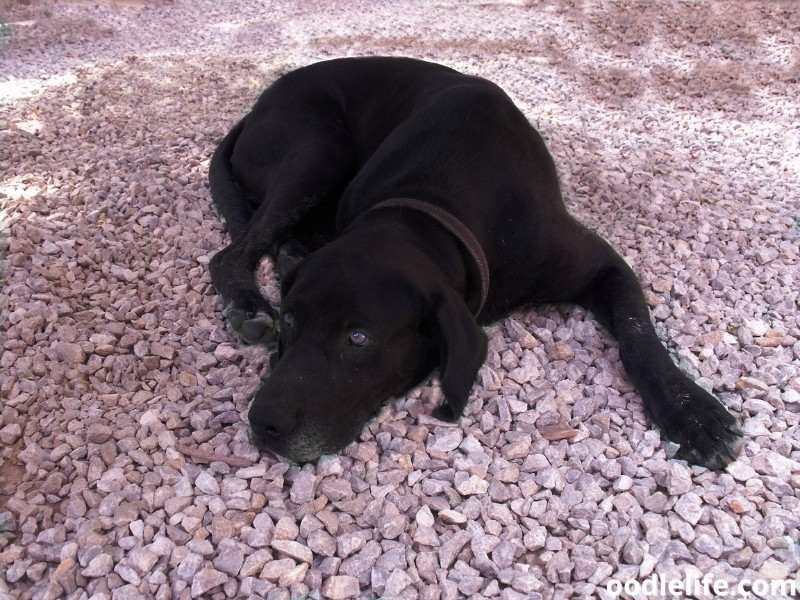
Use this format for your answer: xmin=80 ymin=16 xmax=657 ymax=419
xmin=209 ymin=119 xmax=254 ymax=241
xmin=209 ymin=118 xmax=355 ymax=345
xmin=568 ymin=231 xmax=743 ymax=469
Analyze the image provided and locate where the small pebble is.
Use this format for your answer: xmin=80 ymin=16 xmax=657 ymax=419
xmin=190 ymin=567 xmax=228 ymax=598
xmin=322 ymin=576 xmax=361 ymax=599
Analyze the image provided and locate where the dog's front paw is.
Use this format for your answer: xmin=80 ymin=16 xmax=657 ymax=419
xmin=652 ymin=378 xmax=743 ymax=470
xmin=222 ymin=293 xmax=279 ymax=346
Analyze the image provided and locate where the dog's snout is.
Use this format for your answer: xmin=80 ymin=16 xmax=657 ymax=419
xmin=257 ymin=421 xmax=281 ymax=439
xmin=248 ymin=401 xmax=297 ymax=446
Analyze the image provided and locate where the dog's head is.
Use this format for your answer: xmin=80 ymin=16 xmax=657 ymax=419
xmin=247 ymin=238 xmax=487 ymax=463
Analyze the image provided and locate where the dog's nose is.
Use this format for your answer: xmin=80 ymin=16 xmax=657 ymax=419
xmin=256 ymin=421 xmax=281 ymax=439
xmin=248 ymin=402 xmax=297 ymax=446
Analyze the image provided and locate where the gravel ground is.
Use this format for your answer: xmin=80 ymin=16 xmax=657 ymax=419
xmin=1 ymin=1 xmax=799 ymax=599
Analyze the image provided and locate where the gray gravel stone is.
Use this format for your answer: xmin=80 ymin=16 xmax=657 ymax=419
xmin=337 ymin=532 xmax=369 ymax=559
xmin=212 ymin=540 xmax=245 ymax=576
xmin=307 ymin=530 xmax=337 ymax=557
xmin=378 ymin=514 xmax=408 ymax=539
xmin=673 ymin=492 xmax=704 ymax=526
xmin=271 ymin=540 xmax=313 ymax=564
xmin=0 ymin=423 xmax=23 ymax=445
xmin=80 ymin=553 xmax=113 ymax=578
xmin=750 ymin=451 xmax=796 ymax=479
xmin=322 ymin=576 xmax=361 ymax=599
xmin=273 ymin=515 xmax=299 ymax=540
xmin=290 ymin=468 xmax=317 ymax=504
xmin=427 ymin=429 xmax=464 ymax=454
xmin=759 ymin=557 xmax=790 ymax=580
xmin=194 ymin=471 xmax=220 ymax=495
xmin=174 ymin=552 xmax=204 ymax=583
xmin=622 ymin=540 xmax=644 ymax=565
xmin=439 ymin=531 xmax=472 ymax=569
xmin=126 ymin=547 xmax=158 ymax=577
xmin=279 ymin=562 xmax=308 ymax=587
xmin=384 ymin=569 xmax=414 ymax=595
xmin=190 ymin=567 xmax=228 ymax=598
xmin=260 ymin=558 xmax=296 ymax=582
xmin=240 ymin=549 xmax=272 ymax=578
xmin=340 ymin=541 xmax=381 ymax=584
xmin=455 ymin=472 xmax=489 ymax=495
xmin=693 ymin=533 xmax=723 ymax=558
xmin=666 ymin=462 xmax=693 ymax=495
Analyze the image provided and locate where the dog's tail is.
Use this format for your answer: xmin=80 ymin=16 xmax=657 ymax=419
xmin=209 ymin=118 xmax=251 ymax=240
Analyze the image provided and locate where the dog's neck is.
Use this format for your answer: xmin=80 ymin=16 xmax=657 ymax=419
xmin=368 ymin=198 xmax=489 ymax=316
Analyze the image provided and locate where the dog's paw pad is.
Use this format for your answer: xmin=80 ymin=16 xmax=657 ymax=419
xmin=224 ymin=307 xmax=278 ymax=345
xmin=240 ymin=315 xmax=276 ymax=344
xmin=673 ymin=409 xmax=743 ymax=470
xmin=675 ymin=428 xmax=743 ymax=471
xmin=656 ymin=381 xmax=743 ymax=470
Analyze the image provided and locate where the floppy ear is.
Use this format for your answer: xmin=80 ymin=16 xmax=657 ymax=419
xmin=427 ymin=287 xmax=488 ymax=422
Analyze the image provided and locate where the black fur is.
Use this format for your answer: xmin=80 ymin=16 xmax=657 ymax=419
xmin=208 ymin=57 xmax=742 ymax=466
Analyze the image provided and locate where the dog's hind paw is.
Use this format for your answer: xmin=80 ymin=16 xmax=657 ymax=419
xmin=222 ymin=294 xmax=279 ymax=346
xmin=226 ymin=308 xmax=278 ymax=345
xmin=653 ymin=379 xmax=743 ymax=470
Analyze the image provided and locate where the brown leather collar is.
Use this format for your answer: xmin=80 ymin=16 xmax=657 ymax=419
xmin=369 ymin=198 xmax=490 ymax=316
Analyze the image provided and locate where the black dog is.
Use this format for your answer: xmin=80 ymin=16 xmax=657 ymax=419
xmin=208 ymin=56 xmax=742 ymax=467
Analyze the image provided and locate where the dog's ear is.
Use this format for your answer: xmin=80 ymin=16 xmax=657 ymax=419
xmin=425 ymin=287 xmax=488 ymax=422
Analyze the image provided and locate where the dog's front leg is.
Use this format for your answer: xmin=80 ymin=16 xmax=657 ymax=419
xmin=208 ymin=106 xmax=355 ymax=346
xmin=579 ymin=253 xmax=743 ymax=469
xmin=209 ymin=240 xmax=279 ymax=345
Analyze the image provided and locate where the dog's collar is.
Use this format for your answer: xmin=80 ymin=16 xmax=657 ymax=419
xmin=370 ymin=198 xmax=489 ymax=316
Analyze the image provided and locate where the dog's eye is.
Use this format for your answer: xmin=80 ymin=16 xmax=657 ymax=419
xmin=348 ymin=331 xmax=369 ymax=346
xmin=282 ymin=312 xmax=294 ymax=327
